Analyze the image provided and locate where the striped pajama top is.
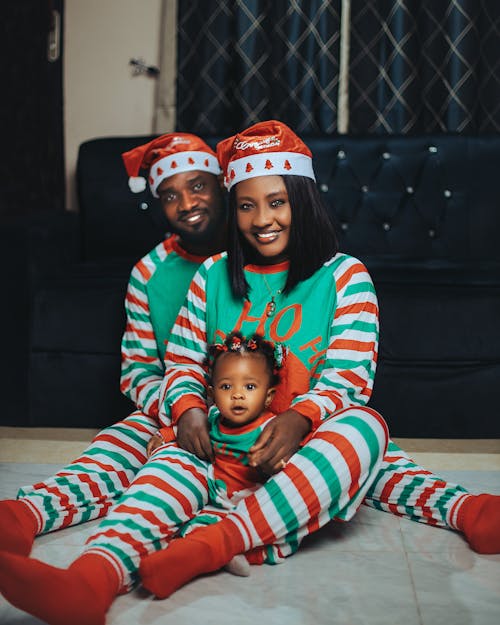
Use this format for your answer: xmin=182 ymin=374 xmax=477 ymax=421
xmin=159 ymin=252 xmax=379 ymax=433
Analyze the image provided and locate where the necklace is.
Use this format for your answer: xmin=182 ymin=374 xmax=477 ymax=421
xmin=262 ymin=275 xmax=283 ymax=317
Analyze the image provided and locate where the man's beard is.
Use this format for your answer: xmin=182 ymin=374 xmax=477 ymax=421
xmin=171 ymin=207 xmax=226 ymax=246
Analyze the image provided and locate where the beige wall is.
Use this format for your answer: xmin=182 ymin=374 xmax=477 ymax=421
xmin=64 ymin=0 xmax=163 ymax=211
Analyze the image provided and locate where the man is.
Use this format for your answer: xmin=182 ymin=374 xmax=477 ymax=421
xmin=0 ymin=133 xmax=227 ymax=555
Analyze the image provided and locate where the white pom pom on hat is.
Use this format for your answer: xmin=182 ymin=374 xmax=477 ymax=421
xmin=128 ymin=176 xmax=147 ymax=193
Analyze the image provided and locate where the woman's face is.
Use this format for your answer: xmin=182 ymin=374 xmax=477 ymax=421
xmin=235 ymin=175 xmax=292 ymax=264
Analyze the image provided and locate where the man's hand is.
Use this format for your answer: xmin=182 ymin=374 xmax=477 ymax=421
xmin=146 ymin=432 xmax=164 ymax=457
xmin=248 ymin=409 xmax=311 ymax=475
xmin=176 ymin=408 xmax=214 ymax=461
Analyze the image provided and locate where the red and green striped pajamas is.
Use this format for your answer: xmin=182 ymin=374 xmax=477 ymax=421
xmin=82 ymin=403 xmax=388 ymax=589
xmin=16 ymin=242 xmax=469 ymax=588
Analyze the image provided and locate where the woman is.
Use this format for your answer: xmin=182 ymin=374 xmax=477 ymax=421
xmin=140 ymin=120 xmax=499 ymax=597
xmin=0 ymin=121 xmax=497 ymax=625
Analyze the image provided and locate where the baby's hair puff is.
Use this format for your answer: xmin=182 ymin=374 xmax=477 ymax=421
xmin=206 ymin=331 xmax=286 ymax=386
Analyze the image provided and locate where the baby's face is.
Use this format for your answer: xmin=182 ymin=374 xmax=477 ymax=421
xmin=211 ymin=352 xmax=275 ymax=427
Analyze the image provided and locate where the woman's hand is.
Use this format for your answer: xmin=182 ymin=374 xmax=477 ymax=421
xmin=176 ymin=408 xmax=214 ymax=461
xmin=248 ymin=409 xmax=311 ymax=475
xmin=146 ymin=432 xmax=164 ymax=457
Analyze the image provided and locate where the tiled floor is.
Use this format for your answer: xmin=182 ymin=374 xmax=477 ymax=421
xmin=0 ymin=430 xmax=499 ymax=625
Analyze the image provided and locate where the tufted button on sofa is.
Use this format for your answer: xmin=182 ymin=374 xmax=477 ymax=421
xmin=22 ymin=134 xmax=500 ymax=437
xmin=308 ymin=135 xmax=500 ymax=437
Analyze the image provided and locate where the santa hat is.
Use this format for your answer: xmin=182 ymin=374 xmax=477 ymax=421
xmin=121 ymin=133 xmax=221 ymax=198
xmin=216 ymin=120 xmax=316 ymax=190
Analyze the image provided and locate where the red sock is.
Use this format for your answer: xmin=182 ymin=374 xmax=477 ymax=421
xmin=0 ymin=552 xmax=120 ymax=625
xmin=457 ymin=494 xmax=500 ymax=554
xmin=0 ymin=499 xmax=38 ymax=555
xmin=140 ymin=518 xmax=246 ymax=598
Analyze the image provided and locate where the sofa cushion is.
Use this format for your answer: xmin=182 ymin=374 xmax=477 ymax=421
xmin=367 ymin=260 xmax=500 ymax=362
xmin=29 ymin=351 xmax=134 ymax=428
xmin=31 ymin=261 xmax=131 ymax=354
xmin=371 ymin=361 xmax=500 ymax=438
xmin=0 ymin=211 xmax=78 ymax=426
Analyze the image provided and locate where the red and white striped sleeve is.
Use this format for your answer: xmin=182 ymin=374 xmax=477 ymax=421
xmin=291 ymin=254 xmax=379 ymax=431
xmin=120 ymin=243 xmax=170 ymax=417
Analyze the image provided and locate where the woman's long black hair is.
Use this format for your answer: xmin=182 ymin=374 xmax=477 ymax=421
xmin=227 ymin=175 xmax=339 ymax=299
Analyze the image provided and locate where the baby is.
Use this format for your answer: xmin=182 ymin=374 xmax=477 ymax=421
xmin=145 ymin=331 xmax=285 ymax=579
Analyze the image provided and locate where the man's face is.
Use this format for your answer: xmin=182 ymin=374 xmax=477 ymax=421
xmin=156 ymin=170 xmax=225 ymax=244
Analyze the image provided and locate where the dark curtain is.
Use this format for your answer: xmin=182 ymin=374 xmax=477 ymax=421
xmin=0 ymin=0 xmax=65 ymax=215
xmin=348 ymin=0 xmax=500 ymax=133
xmin=176 ymin=0 xmax=341 ymax=135
xmin=176 ymin=0 xmax=499 ymax=136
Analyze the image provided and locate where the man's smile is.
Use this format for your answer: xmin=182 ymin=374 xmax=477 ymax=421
xmin=180 ymin=209 xmax=208 ymax=226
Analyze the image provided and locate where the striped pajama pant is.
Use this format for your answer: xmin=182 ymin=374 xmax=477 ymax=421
xmin=18 ymin=407 xmax=467 ymax=589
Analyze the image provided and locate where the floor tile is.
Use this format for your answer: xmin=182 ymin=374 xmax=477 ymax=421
xmin=302 ymin=503 xmax=405 ymax=553
xmin=0 ymin=463 xmax=63 ymax=498
xmin=408 ymin=551 xmax=500 ymax=625
xmin=105 ymin=550 xmax=421 ymax=625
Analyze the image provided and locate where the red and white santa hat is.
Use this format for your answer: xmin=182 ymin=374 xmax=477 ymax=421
xmin=216 ymin=120 xmax=316 ymax=190
xmin=122 ymin=133 xmax=221 ymax=198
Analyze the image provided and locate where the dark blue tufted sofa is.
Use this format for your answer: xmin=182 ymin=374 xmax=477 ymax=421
xmin=22 ymin=134 xmax=500 ymax=437
xmin=308 ymin=135 xmax=500 ymax=438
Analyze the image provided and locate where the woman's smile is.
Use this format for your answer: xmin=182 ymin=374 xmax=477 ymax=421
xmin=254 ymin=229 xmax=282 ymax=244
